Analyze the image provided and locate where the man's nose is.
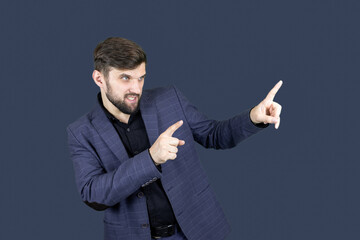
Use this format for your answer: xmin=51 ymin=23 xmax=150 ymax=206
xmin=129 ymin=79 xmax=141 ymax=94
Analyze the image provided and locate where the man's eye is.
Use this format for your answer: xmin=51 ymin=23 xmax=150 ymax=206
xmin=139 ymin=77 xmax=145 ymax=81
xmin=121 ymin=76 xmax=129 ymax=80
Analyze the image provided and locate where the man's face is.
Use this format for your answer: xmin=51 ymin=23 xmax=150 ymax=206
xmin=103 ymin=62 xmax=146 ymax=115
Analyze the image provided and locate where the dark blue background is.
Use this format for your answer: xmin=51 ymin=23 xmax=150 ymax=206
xmin=1 ymin=1 xmax=359 ymax=239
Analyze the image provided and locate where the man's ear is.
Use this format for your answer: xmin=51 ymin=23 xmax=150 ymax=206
xmin=92 ymin=70 xmax=105 ymax=88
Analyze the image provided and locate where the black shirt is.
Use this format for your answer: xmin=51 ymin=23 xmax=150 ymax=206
xmin=98 ymin=94 xmax=176 ymax=228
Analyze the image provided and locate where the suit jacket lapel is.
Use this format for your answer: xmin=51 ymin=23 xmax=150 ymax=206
xmin=140 ymin=90 xmax=159 ymax=145
xmin=90 ymin=90 xmax=159 ymax=163
xmin=91 ymin=104 xmax=129 ymax=163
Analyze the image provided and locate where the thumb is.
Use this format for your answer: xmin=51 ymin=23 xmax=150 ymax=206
xmin=262 ymin=115 xmax=279 ymax=125
xmin=178 ymin=140 xmax=185 ymax=146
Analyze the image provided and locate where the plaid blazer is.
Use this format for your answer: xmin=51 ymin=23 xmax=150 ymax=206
xmin=67 ymin=86 xmax=263 ymax=240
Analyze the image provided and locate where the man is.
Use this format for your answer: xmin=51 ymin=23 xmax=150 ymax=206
xmin=67 ymin=37 xmax=282 ymax=240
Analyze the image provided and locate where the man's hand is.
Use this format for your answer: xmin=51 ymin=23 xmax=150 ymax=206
xmin=250 ymin=80 xmax=283 ymax=129
xmin=149 ymin=120 xmax=185 ymax=165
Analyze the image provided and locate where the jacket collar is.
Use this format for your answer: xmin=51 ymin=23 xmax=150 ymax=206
xmin=90 ymin=90 xmax=159 ymax=162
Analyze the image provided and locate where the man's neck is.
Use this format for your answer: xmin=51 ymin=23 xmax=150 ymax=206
xmin=101 ymin=92 xmax=130 ymax=124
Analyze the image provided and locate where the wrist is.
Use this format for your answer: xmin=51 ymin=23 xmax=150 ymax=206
xmin=249 ymin=107 xmax=260 ymax=124
xmin=249 ymin=107 xmax=269 ymax=128
xmin=148 ymin=148 xmax=160 ymax=166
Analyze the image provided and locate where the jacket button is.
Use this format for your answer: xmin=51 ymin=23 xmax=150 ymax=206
xmin=137 ymin=192 xmax=144 ymax=198
xmin=141 ymin=223 xmax=149 ymax=228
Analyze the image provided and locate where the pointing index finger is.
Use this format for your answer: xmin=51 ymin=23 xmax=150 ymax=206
xmin=164 ymin=120 xmax=183 ymax=136
xmin=265 ymin=80 xmax=283 ymax=101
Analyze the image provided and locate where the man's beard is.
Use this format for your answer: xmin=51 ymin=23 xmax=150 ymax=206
xmin=106 ymin=89 xmax=141 ymax=115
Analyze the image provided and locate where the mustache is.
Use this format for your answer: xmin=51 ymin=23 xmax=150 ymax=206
xmin=124 ymin=93 xmax=140 ymax=98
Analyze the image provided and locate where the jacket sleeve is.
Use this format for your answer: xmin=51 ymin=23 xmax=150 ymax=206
xmin=173 ymin=86 xmax=266 ymax=149
xmin=67 ymin=127 xmax=162 ymax=209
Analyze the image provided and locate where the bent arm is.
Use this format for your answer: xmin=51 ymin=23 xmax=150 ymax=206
xmin=173 ymin=86 xmax=265 ymax=149
xmin=67 ymin=127 xmax=161 ymax=210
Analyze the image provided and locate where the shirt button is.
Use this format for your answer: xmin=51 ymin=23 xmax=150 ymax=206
xmin=141 ymin=223 xmax=149 ymax=228
xmin=137 ymin=192 xmax=144 ymax=198
xmin=127 ymin=128 xmax=130 ymax=132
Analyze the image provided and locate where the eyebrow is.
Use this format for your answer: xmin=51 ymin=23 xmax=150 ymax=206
xmin=119 ymin=73 xmax=131 ymax=78
xmin=119 ymin=73 xmax=146 ymax=79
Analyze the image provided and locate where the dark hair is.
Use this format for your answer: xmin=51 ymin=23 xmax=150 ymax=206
xmin=94 ymin=37 xmax=147 ymax=77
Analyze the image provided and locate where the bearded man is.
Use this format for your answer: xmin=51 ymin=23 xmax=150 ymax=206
xmin=67 ymin=37 xmax=282 ymax=240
